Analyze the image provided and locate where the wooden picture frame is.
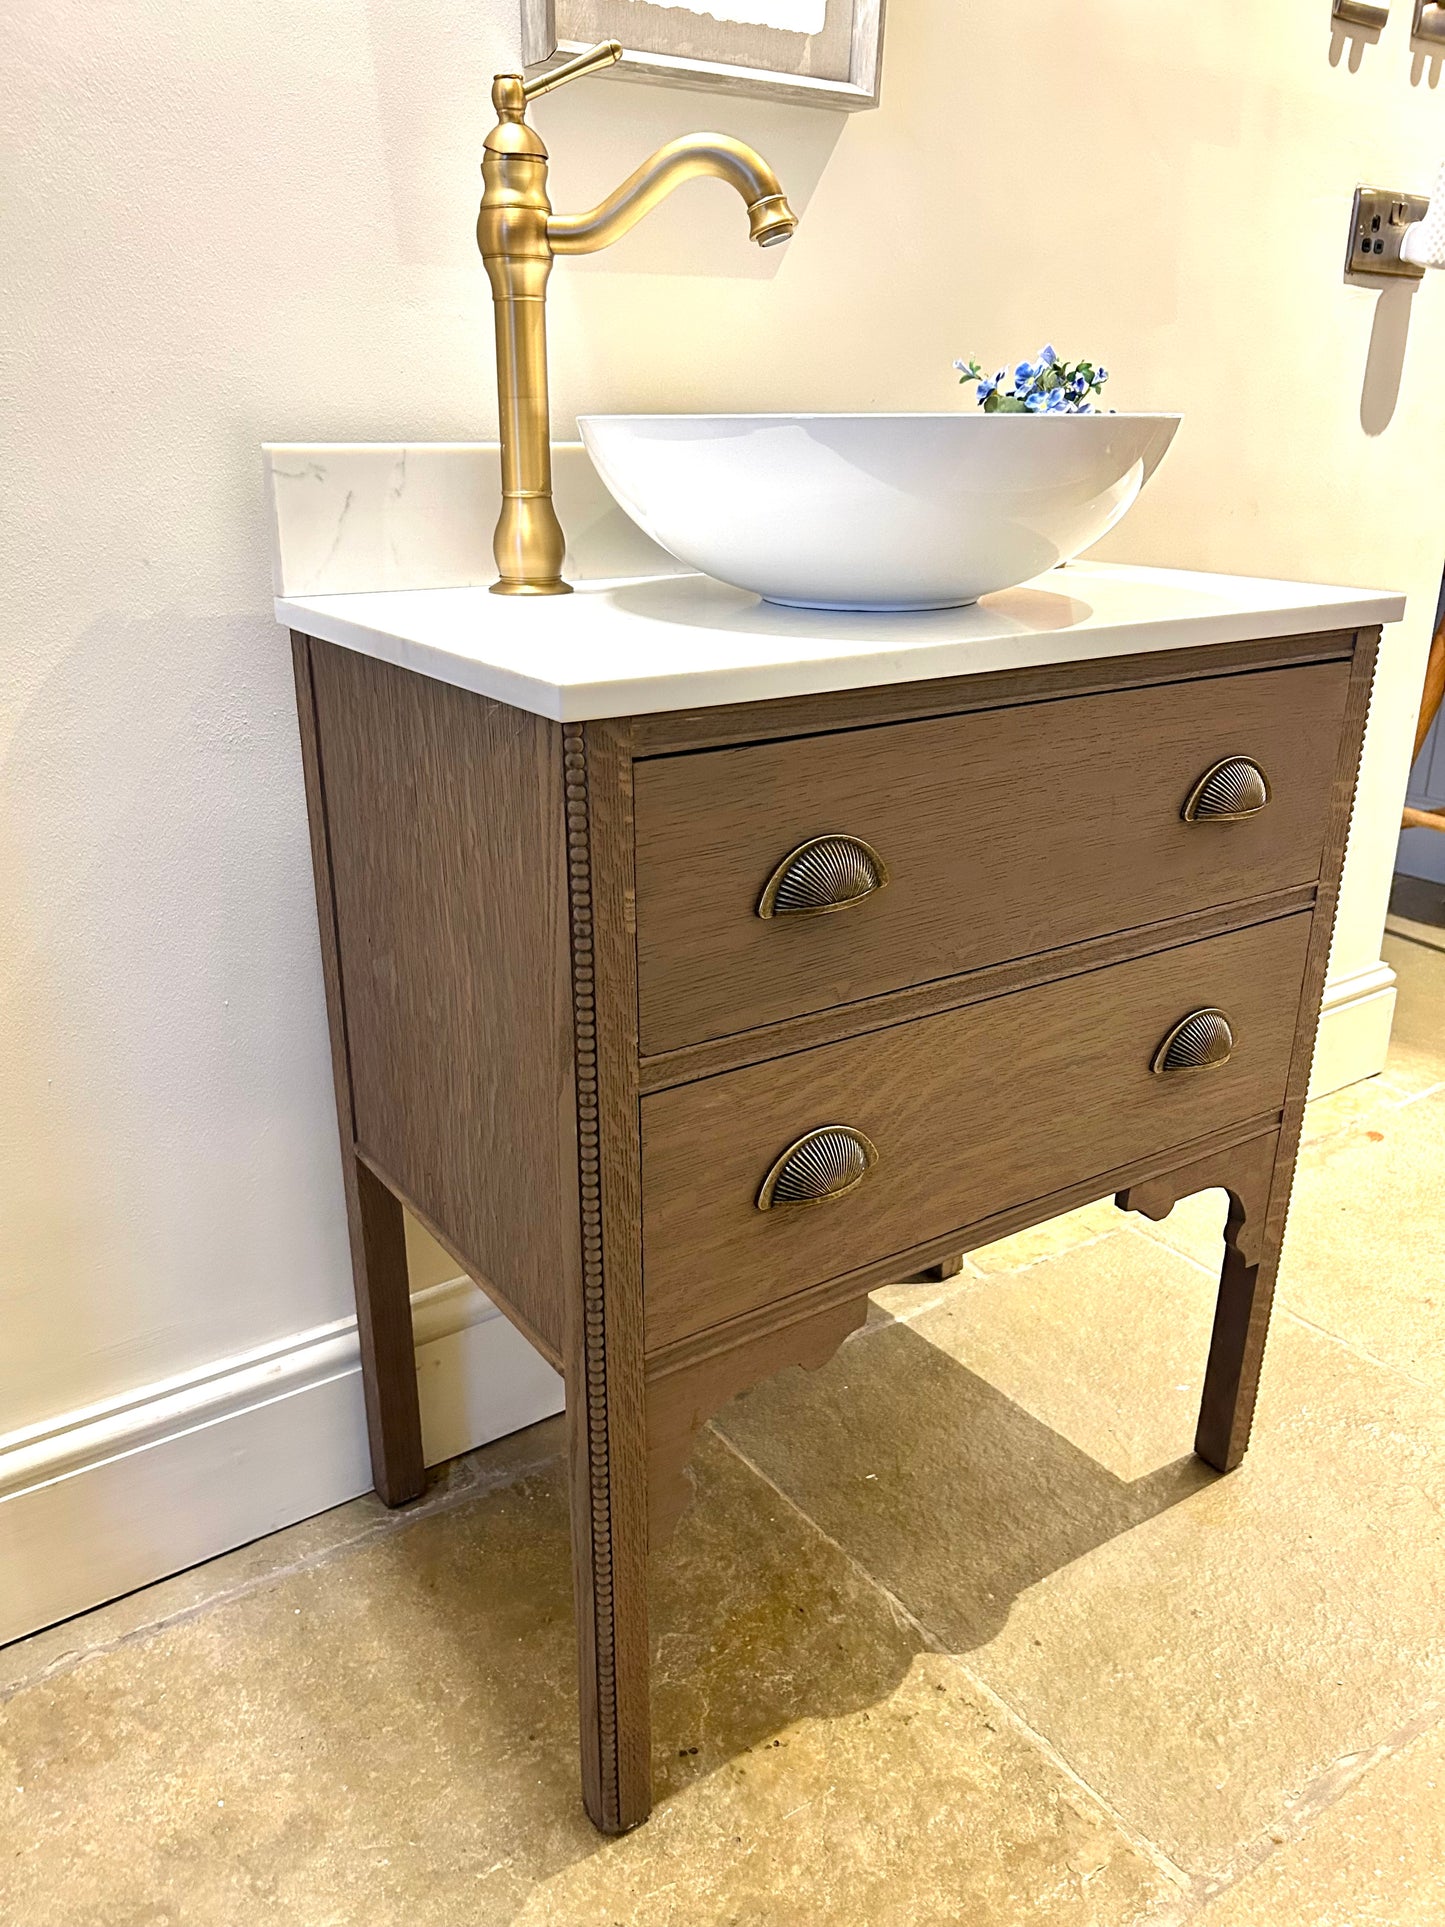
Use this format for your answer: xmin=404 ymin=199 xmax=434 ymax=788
xmin=520 ymin=0 xmax=886 ymax=111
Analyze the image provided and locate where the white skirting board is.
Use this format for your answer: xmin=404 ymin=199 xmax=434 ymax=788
xmin=1309 ymin=959 xmax=1398 ymax=1100
xmin=0 ymin=1278 xmax=563 ymax=1647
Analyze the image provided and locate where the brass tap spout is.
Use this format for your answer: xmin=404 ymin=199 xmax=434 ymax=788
xmin=477 ymin=43 xmax=798 ymax=596
xmin=548 ymin=135 xmax=797 ymax=256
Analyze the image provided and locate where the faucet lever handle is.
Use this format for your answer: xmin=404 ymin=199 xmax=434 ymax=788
xmin=522 ymin=39 xmax=624 ymax=102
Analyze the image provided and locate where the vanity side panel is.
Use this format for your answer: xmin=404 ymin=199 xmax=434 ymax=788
xmin=304 ymin=636 xmax=576 ymax=1358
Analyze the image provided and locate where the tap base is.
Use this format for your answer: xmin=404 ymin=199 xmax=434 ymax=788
xmin=489 ymin=578 xmax=574 ymax=596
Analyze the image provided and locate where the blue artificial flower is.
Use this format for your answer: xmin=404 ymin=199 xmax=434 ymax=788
xmin=1024 ymin=389 xmax=1048 ymax=411
xmin=994 ymin=368 xmax=1007 ymax=388
xmin=1071 ymin=373 xmax=1088 ymax=395
xmin=1045 ymin=386 xmax=1069 ymax=411
xmin=1014 ymin=360 xmax=1036 ymax=387
xmin=1096 ymin=365 xmax=1109 ymax=384
xmin=1077 ymin=401 xmax=1093 ymax=413
xmin=976 ymin=375 xmax=997 ymax=401
xmin=952 ymin=359 xmax=970 ymax=373
xmin=1038 ymin=343 xmax=1058 ymax=367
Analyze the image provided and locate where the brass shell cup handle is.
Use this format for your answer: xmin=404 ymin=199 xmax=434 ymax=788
xmin=1152 ymin=1007 xmax=1236 ymax=1076
xmin=758 ymin=834 xmax=889 ymax=919
xmin=1182 ymin=756 xmax=1271 ymax=823
xmin=757 ymin=1125 xmax=880 ymax=1211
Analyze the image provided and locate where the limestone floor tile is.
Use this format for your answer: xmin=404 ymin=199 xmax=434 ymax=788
xmin=0 ymin=1431 xmax=1177 ymax=1927
xmin=892 ymin=1232 xmax=1213 ymax=1484
xmin=512 ymin=1651 xmax=1183 ymax=1927
xmin=715 ymin=1232 xmax=1445 ymax=1881
xmin=1298 ymin=1075 xmax=1415 ymax=1143
xmin=1123 ymin=1183 xmax=1235 ymax=1273
xmin=1381 ymin=931 xmax=1445 ymax=1096
xmin=870 ymin=1197 xmax=1130 ymax=1331
xmin=869 ymin=1268 xmax=980 ymax=1326
xmin=718 ymin=1234 xmax=1217 ymax=1658
xmin=1198 ymin=1712 xmax=1445 ymax=1927
xmin=964 ymin=1196 xmax=1127 ymax=1278
xmin=1268 ymin=1088 xmax=1445 ymax=1390
xmin=0 ymin=1423 xmax=561 ymax=1700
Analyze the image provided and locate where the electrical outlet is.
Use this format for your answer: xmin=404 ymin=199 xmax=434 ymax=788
xmin=1345 ymin=186 xmax=1430 ymax=281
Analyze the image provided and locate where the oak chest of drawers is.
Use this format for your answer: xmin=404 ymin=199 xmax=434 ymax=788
xmin=292 ymin=617 xmax=1377 ymax=1834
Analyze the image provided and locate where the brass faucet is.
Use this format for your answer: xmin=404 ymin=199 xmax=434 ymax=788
xmin=477 ymin=41 xmax=798 ymax=595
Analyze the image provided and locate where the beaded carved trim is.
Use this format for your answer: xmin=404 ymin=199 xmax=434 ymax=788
xmin=562 ymin=722 xmax=619 ymax=1825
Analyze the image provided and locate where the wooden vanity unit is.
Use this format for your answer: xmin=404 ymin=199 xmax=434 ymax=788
xmin=288 ymin=579 xmax=1383 ymax=1833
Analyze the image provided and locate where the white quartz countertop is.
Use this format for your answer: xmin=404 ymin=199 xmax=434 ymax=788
xmin=275 ymin=563 xmax=1404 ymax=722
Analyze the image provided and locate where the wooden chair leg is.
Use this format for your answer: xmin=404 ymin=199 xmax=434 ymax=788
xmin=1117 ymin=1131 xmax=1280 ymax=1474
xmin=345 ymin=1156 xmax=425 ymax=1507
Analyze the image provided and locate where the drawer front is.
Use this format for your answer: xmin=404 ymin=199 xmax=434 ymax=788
xmin=633 ymin=660 xmax=1349 ymax=1054
xmin=641 ymin=913 xmax=1311 ymax=1349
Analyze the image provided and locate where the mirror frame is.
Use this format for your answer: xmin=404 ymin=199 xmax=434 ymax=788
xmin=519 ymin=0 xmax=886 ymax=111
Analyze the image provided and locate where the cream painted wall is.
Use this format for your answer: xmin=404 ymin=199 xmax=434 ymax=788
xmin=3 ymin=2 xmax=1441 ymax=1564
xmin=537 ymin=3 xmax=1444 ymax=1023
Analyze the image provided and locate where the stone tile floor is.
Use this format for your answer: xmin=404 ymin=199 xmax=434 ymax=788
xmin=3 ymin=898 xmax=1442 ymax=1925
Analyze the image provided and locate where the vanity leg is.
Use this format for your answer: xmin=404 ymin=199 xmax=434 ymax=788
xmin=922 ymin=1252 xmax=966 ymax=1281
xmin=345 ymin=1157 xmax=426 ymax=1507
xmin=1194 ymin=1196 xmax=1286 ymax=1473
xmin=292 ymin=632 xmax=424 ymax=1508
xmin=1117 ymin=1131 xmax=1280 ymax=1475
xmin=561 ymin=716 xmax=652 ymax=1831
xmin=566 ymin=1340 xmax=652 ymax=1835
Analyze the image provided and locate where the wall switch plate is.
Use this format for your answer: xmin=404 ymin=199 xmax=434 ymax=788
xmin=1346 ymin=186 xmax=1430 ymax=281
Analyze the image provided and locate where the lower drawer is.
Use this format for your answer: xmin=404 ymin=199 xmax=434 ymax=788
xmin=640 ymin=913 xmax=1312 ymax=1349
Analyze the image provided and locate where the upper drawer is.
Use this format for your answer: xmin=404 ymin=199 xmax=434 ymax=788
xmin=632 ymin=660 xmax=1349 ymax=1055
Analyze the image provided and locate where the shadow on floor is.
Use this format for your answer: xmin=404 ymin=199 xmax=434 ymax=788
xmin=708 ymin=1310 xmax=1217 ymax=1656
xmin=379 ymin=1292 xmax=1220 ymax=1820
xmin=226 ymin=1315 xmax=1217 ymax=1912
xmin=269 ymin=1296 xmax=1217 ymax=1818
xmin=0 ymin=1255 xmax=1225 ymax=1927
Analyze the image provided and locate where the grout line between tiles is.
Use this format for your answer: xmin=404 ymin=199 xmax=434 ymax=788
xmin=1174 ymin=1696 xmax=1445 ymax=1922
xmin=1274 ymin=1305 xmax=1434 ymax=1391
xmin=1382 ymin=1075 xmax=1444 ymax=1106
xmin=711 ymin=1417 xmax=1445 ymax=1927
xmin=0 ymin=1439 xmax=564 ymax=1703
xmin=708 ymin=1420 xmax=1199 ymax=1907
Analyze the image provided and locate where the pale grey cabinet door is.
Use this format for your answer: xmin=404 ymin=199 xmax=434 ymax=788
xmin=1397 ymin=572 xmax=1445 ymax=884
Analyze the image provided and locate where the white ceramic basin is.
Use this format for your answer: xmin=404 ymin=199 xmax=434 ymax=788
xmin=577 ymin=412 xmax=1181 ymax=612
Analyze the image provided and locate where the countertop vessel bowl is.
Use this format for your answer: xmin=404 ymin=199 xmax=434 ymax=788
xmin=578 ymin=411 xmax=1181 ymax=611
